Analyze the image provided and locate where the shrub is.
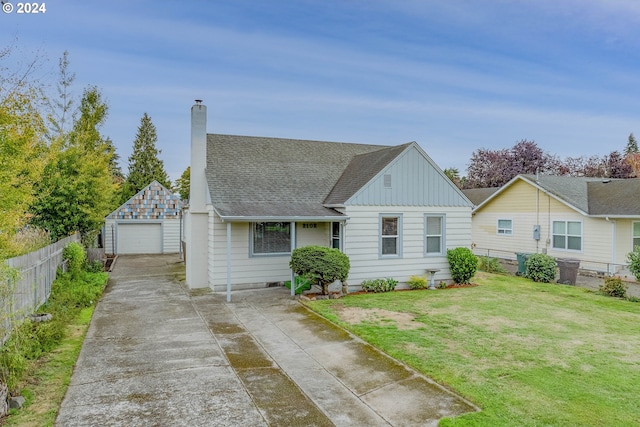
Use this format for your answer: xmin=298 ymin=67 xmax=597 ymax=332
xmin=626 ymin=246 xmax=640 ymax=282
xmin=407 ymin=275 xmax=428 ymax=290
xmin=525 ymin=253 xmax=557 ymax=283
xmin=290 ymin=246 xmax=350 ymax=295
xmin=360 ymin=278 xmax=398 ymax=293
xmin=447 ymin=247 xmax=478 ymax=284
xmin=84 ymin=259 xmax=104 ymax=273
xmin=63 ymin=242 xmax=86 ymax=279
xmin=477 ymin=256 xmax=508 ymax=274
xmin=599 ymin=276 xmax=627 ymax=298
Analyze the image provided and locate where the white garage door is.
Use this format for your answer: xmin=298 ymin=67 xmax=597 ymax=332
xmin=117 ymin=223 xmax=162 ymax=254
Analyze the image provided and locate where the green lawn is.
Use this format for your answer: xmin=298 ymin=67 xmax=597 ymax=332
xmin=305 ymin=272 xmax=640 ymax=426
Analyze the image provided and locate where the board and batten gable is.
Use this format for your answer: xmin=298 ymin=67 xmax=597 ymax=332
xmin=343 ymin=143 xmax=473 ymax=288
xmin=346 ymin=143 xmax=471 ymax=207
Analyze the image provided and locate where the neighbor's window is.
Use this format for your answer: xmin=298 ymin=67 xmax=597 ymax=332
xmin=380 ymin=215 xmax=402 ymax=257
xmin=425 ymin=214 xmax=445 ymax=255
xmin=633 ymin=222 xmax=640 ymax=249
xmin=552 ymin=220 xmax=582 ymax=251
xmin=252 ymin=222 xmax=291 ymax=255
xmin=497 ymin=219 xmax=513 ymax=235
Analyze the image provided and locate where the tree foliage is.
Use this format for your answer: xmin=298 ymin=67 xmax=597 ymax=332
xmin=121 ymin=113 xmax=170 ymax=202
xmin=624 ymin=133 xmax=638 ymax=156
xmin=31 ymin=86 xmax=117 ymax=242
xmin=290 ymin=246 xmax=350 ymax=295
xmin=0 ymin=45 xmax=47 ymax=254
xmin=173 ymin=166 xmax=190 ymax=200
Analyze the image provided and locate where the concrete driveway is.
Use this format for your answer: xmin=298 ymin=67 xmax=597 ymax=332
xmin=56 ymin=254 xmax=477 ymax=426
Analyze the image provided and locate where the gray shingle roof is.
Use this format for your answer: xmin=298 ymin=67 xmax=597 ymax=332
xmin=205 ymin=134 xmax=395 ymax=219
xmin=461 ymin=187 xmax=500 ymax=206
xmin=517 ymin=175 xmax=640 ymax=216
xmin=324 ymin=143 xmax=412 ymax=205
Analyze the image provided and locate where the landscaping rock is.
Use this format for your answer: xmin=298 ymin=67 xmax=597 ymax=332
xmin=9 ymin=396 xmax=25 ymax=409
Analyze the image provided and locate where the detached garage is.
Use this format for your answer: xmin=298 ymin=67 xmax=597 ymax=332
xmin=104 ymin=181 xmax=182 ymax=255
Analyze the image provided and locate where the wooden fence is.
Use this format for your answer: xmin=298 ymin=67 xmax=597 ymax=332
xmin=1 ymin=233 xmax=80 ymax=340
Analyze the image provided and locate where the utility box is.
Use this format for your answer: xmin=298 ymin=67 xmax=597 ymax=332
xmin=556 ymin=258 xmax=580 ymax=285
xmin=516 ymin=252 xmax=532 ymax=276
xmin=533 ymin=225 xmax=541 ymax=241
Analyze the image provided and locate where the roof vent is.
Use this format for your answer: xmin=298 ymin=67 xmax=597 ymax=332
xmin=384 ymin=174 xmax=392 ymax=188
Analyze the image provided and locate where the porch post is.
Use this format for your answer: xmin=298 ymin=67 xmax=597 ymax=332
xmin=290 ymin=221 xmax=296 ymax=297
xmin=226 ymin=221 xmax=232 ymax=302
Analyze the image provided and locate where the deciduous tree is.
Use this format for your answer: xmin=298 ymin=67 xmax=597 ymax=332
xmin=31 ymin=86 xmax=116 ymax=242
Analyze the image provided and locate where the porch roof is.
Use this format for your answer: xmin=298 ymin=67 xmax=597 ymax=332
xmin=213 ymin=201 xmax=347 ymax=221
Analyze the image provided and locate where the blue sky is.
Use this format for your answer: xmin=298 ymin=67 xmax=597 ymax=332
xmin=3 ymin=0 xmax=640 ymax=181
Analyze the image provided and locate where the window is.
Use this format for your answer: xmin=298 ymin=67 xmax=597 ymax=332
xmin=497 ymin=219 xmax=513 ymax=235
xmin=425 ymin=215 xmax=445 ymax=255
xmin=252 ymin=222 xmax=291 ymax=255
xmin=380 ymin=215 xmax=402 ymax=257
xmin=633 ymin=222 xmax=640 ymax=249
xmin=331 ymin=222 xmax=341 ymax=250
xmin=552 ymin=221 xmax=582 ymax=251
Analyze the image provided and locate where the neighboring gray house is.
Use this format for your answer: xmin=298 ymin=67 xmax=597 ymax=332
xmin=184 ymin=102 xmax=474 ymax=294
xmin=466 ymin=174 xmax=640 ymax=274
xmin=104 ymin=181 xmax=182 ymax=255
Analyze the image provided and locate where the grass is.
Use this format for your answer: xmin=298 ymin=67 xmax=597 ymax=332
xmin=3 ymin=308 xmax=93 ymax=427
xmin=1 ymin=270 xmax=107 ymax=426
xmin=305 ymin=272 xmax=640 ymax=426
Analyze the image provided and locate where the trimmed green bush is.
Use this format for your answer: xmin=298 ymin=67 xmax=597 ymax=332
xmin=407 ymin=275 xmax=428 ymax=290
xmin=525 ymin=253 xmax=557 ymax=283
xmin=626 ymin=246 xmax=640 ymax=282
xmin=447 ymin=247 xmax=478 ymax=284
xmin=360 ymin=278 xmax=398 ymax=293
xmin=599 ymin=276 xmax=627 ymax=298
xmin=290 ymin=246 xmax=350 ymax=295
xmin=63 ymin=242 xmax=86 ymax=279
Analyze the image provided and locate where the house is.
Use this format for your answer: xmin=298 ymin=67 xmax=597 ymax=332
xmin=465 ymin=174 xmax=640 ymax=274
xmin=184 ymin=101 xmax=473 ymax=294
xmin=104 ymin=181 xmax=182 ymax=255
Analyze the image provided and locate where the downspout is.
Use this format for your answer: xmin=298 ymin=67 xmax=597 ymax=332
xmin=290 ymin=221 xmax=296 ymax=297
xmin=226 ymin=221 xmax=232 ymax=302
xmin=605 ymin=217 xmax=616 ymax=275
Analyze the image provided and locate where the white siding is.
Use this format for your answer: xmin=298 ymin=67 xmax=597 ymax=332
xmin=162 ymin=219 xmax=182 ymax=253
xmin=207 ymin=216 xmax=340 ymax=292
xmin=348 ymin=145 xmax=469 ymax=207
xmin=343 ymin=205 xmax=472 ymax=289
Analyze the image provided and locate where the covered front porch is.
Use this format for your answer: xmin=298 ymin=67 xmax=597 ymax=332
xmin=212 ymin=210 xmax=348 ymax=301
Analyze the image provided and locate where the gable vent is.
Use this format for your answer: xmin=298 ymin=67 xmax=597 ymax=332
xmin=383 ymin=174 xmax=392 ymax=188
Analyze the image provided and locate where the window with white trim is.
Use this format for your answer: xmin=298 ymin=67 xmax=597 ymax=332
xmin=425 ymin=214 xmax=445 ymax=255
xmin=497 ymin=219 xmax=513 ymax=235
xmin=252 ymin=222 xmax=291 ymax=255
xmin=552 ymin=220 xmax=582 ymax=251
xmin=380 ymin=215 xmax=402 ymax=257
xmin=633 ymin=222 xmax=640 ymax=249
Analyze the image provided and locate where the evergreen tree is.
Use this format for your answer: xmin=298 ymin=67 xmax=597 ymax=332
xmin=624 ymin=133 xmax=639 ymax=156
xmin=121 ymin=113 xmax=170 ymax=202
xmin=173 ymin=166 xmax=190 ymax=200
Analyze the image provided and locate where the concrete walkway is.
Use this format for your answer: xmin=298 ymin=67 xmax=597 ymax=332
xmin=56 ymin=255 xmax=477 ymax=426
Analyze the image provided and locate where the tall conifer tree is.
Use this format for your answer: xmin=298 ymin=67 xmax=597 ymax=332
xmin=121 ymin=113 xmax=170 ymax=202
